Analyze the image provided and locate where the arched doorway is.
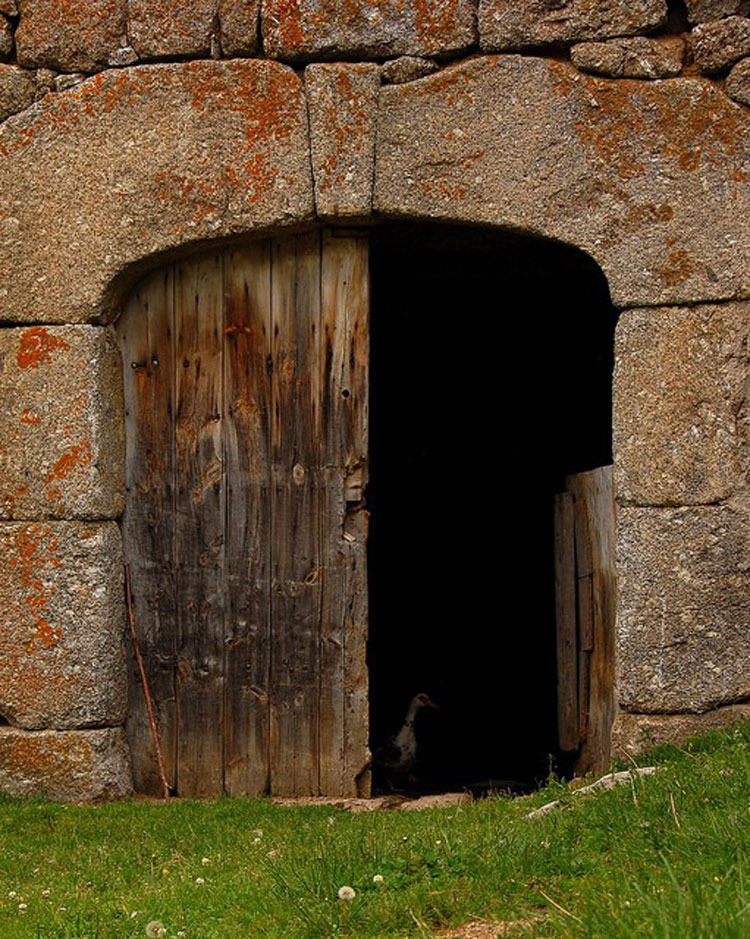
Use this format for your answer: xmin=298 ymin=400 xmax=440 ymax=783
xmin=118 ymin=222 xmax=617 ymax=799
xmin=367 ymin=223 xmax=618 ymax=793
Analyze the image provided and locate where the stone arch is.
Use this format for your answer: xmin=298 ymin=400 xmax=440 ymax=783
xmin=1 ymin=56 xmax=748 ymax=324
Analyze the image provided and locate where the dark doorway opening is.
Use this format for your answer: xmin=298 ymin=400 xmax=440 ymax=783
xmin=367 ymin=223 xmax=618 ymax=795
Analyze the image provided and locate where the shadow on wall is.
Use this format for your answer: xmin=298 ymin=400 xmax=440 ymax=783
xmin=367 ymin=222 xmax=619 ymax=794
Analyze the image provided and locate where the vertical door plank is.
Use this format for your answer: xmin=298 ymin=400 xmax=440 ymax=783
xmin=174 ymin=252 xmax=226 ymax=797
xmin=223 ymin=242 xmax=273 ymax=796
xmin=567 ymin=466 xmax=616 ymax=775
xmin=120 ymin=268 xmax=178 ymax=796
xmin=555 ymin=491 xmax=578 ymax=753
xmin=320 ymin=231 xmax=370 ymax=797
xmin=269 ymin=233 xmax=323 ymax=796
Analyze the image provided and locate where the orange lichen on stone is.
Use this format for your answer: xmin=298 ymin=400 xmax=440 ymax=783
xmin=9 ymin=525 xmax=62 ymax=654
xmin=660 ymin=246 xmax=695 ymax=287
xmin=21 ymin=409 xmax=42 ymax=425
xmin=414 ymin=62 xmax=476 ymax=106
xmin=568 ymin=72 xmax=747 ymax=181
xmin=264 ymin=0 xmax=471 ymax=56
xmin=17 ymin=327 xmax=70 ymax=369
xmin=44 ymin=440 xmax=93 ymax=484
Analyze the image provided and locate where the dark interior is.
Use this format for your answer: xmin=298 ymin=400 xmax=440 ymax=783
xmin=367 ymin=222 xmax=618 ymax=795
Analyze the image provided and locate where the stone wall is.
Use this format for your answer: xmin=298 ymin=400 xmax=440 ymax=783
xmin=0 ymin=0 xmax=749 ymax=796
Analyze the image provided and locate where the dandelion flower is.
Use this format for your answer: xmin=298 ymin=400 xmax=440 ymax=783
xmin=337 ymin=886 xmax=356 ymax=901
xmin=162 ymin=867 xmax=170 ymax=877
xmin=373 ymin=874 xmax=384 ymax=885
xmin=146 ymin=921 xmax=167 ymax=938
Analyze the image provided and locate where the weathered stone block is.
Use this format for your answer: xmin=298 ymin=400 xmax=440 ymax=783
xmin=727 ymin=56 xmax=750 ymax=105
xmin=478 ymin=0 xmax=667 ymax=51
xmin=0 ymin=60 xmax=313 ymax=323
xmin=612 ymin=704 xmax=750 ymax=754
xmin=306 ymin=63 xmax=380 ymax=219
xmin=0 ymin=1 xmax=18 ymax=16
xmin=218 ymin=0 xmax=260 ymax=55
xmin=613 ymin=304 xmax=749 ymax=506
xmin=0 ymin=326 xmax=124 ymax=519
xmin=685 ymin=0 xmax=750 ymax=25
xmin=15 ymin=0 xmax=127 ymax=72
xmin=375 ymin=56 xmax=750 ymax=308
xmin=617 ymin=505 xmax=750 ymax=714
xmin=262 ymin=0 xmax=477 ymax=61
xmin=0 ymin=65 xmax=37 ymax=121
xmin=571 ymin=37 xmax=683 ymax=79
xmin=129 ymin=0 xmax=216 ymax=60
xmin=0 ymin=522 xmax=127 ymax=729
xmin=0 ymin=15 xmax=12 ymax=60
xmin=381 ymin=56 xmax=439 ymax=84
xmin=0 ymin=727 xmax=133 ymax=801
xmin=691 ymin=15 xmax=750 ymax=73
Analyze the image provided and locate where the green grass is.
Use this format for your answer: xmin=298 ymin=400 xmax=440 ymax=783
xmin=2 ymin=724 xmax=750 ymax=938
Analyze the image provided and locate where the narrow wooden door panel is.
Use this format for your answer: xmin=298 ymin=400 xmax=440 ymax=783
xmin=223 ymin=243 xmax=272 ymax=797
xmin=121 ymin=267 xmax=178 ymax=796
xmin=174 ymin=253 xmax=226 ymax=798
xmin=320 ymin=233 xmax=370 ymax=796
xmin=120 ymin=230 xmax=370 ymax=797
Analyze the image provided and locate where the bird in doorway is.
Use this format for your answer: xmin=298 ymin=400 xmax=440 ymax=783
xmin=373 ymin=692 xmax=438 ymax=789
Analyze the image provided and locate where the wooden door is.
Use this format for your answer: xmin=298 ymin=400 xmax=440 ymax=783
xmin=118 ymin=230 xmax=370 ymax=798
xmin=554 ymin=466 xmax=616 ymax=775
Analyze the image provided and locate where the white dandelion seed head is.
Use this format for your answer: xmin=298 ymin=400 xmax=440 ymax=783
xmin=337 ymin=886 xmax=356 ymax=901
xmin=201 ymin=856 xmax=210 ymax=865
xmin=195 ymin=877 xmax=205 ymax=885
xmin=373 ymin=874 xmax=384 ymax=884
xmin=18 ymin=903 xmax=28 ymax=913
xmin=42 ymin=889 xmax=51 ymax=898
xmin=8 ymin=891 xmax=17 ymax=899
xmin=146 ymin=921 xmax=167 ymax=938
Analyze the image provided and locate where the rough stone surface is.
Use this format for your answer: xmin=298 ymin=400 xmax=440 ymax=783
xmin=306 ymin=63 xmax=380 ymax=218
xmin=0 ymin=727 xmax=133 ymax=801
xmin=612 ymin=704 xmax=750 ymax=754
xmin=0 ymin=60 xmax=313 ymax=323
xmin=54 ymin=72 xmax=85 ymax=91
xmin=219 ymin=0 xmax=260 ymax=55
xmin=0 ymin=64 xmax=37 ymax=121
xmin=571 ymin=37 xmax=684 ymax=79
xmin=478 ymin=0 xmax=667 ymax=51
xmin=617 ymin=505 xmax=750 ymax=714
xmin=375 ymin=56 xmax=750 ymax=309
xmin=261 ymin=0 xmax=477 ymax=62
xmin=15 ymin=0 xmax=128 ymax=72
xmin=129 ymin=0 xmax=216 ymax=60
xmin=613 ymin=304 xmax=749 ymax=506
xmin=0 ymin=522 xmax=127 ymax=730
xmin=727 ymin=56 xmax=750 ymax=105
xmin=0 ymin=15 xmax=12 ymax=60
xmin=685 ymin=0 xmax=750 ymax=25
xmin=381 ymin=55 xmax=439 ymax=83
xmin=0 ymin=0 xmax=18 ymax=15
xmin=691 ymin=15 xmax=750 ymax=73
xmin=0 ymin=326 xmax=124 ymax=519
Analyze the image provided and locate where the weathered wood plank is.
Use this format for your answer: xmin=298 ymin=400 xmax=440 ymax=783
xmin=120 ymin=266 xmax=178 ymax=796
xmin=567 ymin=466 xmax=616 ymax=776
xmin=554 ymin=491 xmax=578 ymax=753
xmin=320 ymin=231 xmax=370 ymax=796
xmin=223 ymin=241 xmax=272 ymax=796
xmin=269 ymin=233 xmax=322 ymax=796
xmin=174 ymin=252 xmax=225 ymax=797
